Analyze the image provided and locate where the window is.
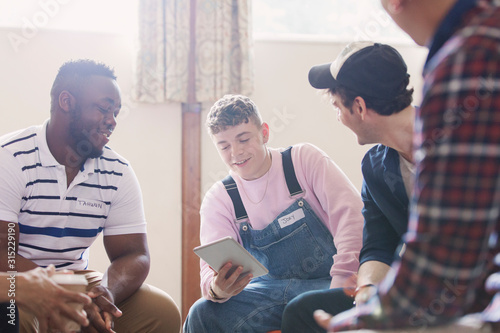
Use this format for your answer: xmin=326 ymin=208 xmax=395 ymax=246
xmin=253 ymin=0 xmax=412 ymax=44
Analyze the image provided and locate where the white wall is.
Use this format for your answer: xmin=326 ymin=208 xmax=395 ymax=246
xmin=0 ymin=27 xmax=427 ymax=310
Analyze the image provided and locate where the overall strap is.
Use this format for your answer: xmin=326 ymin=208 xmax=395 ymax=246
xmin=222 ymin=146 xmax=302 ymax=221
xmin=281 ymin=146 xmax=304 ymax=197
xmin=222 ymin=175 xmax=248 ymax=221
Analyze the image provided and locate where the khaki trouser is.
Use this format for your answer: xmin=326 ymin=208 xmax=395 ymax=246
xmin=19 ymin=270 xmax=181 ymax=333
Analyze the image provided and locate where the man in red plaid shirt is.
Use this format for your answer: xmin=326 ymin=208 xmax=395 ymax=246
xmin=316 ymin=0 xmax=500 ymax=331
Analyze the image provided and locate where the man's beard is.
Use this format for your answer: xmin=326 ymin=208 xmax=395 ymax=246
xmin=68 ymin=105 xmax=104 ymax=159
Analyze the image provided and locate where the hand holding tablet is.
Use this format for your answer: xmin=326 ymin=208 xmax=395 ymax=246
xmin=194 ymin=236 xmax=269 ymax=279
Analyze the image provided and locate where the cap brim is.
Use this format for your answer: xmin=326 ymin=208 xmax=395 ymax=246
xmin=308 ymin=63 xmax=337 ymax=89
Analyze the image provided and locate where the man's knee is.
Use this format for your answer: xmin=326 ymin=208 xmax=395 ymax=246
xmin=183 ymin=298 xmax=214 ymax=332
xmin=116 ymin=284 xmax=181 ymax=333
xmin=185 ymin=298 xmax=209 ymax=321
xmin=283 ymin=296 xmax=305 ymax=320
xmin=147 ymin=288 xmax=181 ymax=332
xmin=286 ymin=290 xmax=322 ymax=317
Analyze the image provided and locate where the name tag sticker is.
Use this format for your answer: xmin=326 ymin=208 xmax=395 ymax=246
xmin=278 ymin=208 xmax=305 ymax=229
xmin=75 ymin=198 xmax=105 ymax=212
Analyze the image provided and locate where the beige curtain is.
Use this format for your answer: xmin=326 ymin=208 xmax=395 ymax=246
xmin=133 ymin=0 xmax=253 ymax=103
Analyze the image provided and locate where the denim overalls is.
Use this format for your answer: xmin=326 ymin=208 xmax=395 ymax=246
xmin=184 ymin=147 xmax=337 ymax=333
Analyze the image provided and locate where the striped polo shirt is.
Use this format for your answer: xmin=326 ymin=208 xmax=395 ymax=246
xmin=0 ymin=121 xmax=147 ymax=270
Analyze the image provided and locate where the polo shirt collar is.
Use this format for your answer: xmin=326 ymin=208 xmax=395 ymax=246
xmin=38 ymin=119 xmax=95 ymax=175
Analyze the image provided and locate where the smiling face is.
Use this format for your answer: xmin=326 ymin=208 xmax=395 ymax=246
xmin=213 ymin=121 xmax=271 ymax=180
xmin=68 ymin=75 xmax=121 ymax=158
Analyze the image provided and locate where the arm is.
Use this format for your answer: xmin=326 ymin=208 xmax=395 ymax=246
xmin=103 ymin=233 xmax=150 ymax=303
xmin=358 ymin=177 xmax=404 ymax=268
xmin=0 ymin=221 xmax=38 ymax=272
xmin=199 ymin=183 xmax=250 ymax=302
xmin=0 ymin=148 xmax=38 ymax=272
xmin=83 ymin=165 xmax=148 ymax=332
xmin=355 ymin=178 xmax=403 ymax=304
xmin=354 ymin=261 xmax=391 ymax=305
xmin=297 ymin=144 xmax=364 ymax=289
xmin=83 ymin=233 xmax=147 ymax=333
xmin=98 ymin=162 xmax=150 ymax=303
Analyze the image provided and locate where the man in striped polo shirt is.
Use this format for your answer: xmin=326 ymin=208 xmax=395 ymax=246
xmin=0 ymin=60 xmax=181 ymax=332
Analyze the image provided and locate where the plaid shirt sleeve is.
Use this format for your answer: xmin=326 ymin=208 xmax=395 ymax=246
xmin=329 ymin=7 xmax=500 ymax=332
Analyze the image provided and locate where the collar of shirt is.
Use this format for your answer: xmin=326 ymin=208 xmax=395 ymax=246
xmin=425 ymin=0 xmax=478 ymax=69
xmin=38 ymin=119 xmax=95 ymax=175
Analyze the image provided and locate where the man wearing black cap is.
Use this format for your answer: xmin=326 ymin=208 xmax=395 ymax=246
xmin=281 ymin=41 xmax=416 ymax=333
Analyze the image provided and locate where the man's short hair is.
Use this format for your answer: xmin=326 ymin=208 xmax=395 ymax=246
xmin=50 ymin=59 xmax=116 ymax=110
xmin=330 ymin=77 xmax=414 ymax=116
xmin=206 ymin=94 xmax=263 ymax=135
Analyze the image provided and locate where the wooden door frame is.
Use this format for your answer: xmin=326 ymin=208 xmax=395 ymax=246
xmin=181 ymin=0 xmax=201 ymax=321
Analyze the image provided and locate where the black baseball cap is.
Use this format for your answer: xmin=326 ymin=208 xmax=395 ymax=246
xmin=308 ymin=41 xmax=409 ymax=100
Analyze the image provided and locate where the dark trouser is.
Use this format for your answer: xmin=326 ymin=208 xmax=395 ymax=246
xmin=281 ymin=287 xmax=354 ymax=333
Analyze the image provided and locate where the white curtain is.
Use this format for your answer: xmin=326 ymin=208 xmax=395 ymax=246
xmin=133 ymin=0 xmax=253 ymax=104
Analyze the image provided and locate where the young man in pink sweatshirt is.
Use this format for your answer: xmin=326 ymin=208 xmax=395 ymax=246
xmin=183 ymin=94 xmax=364 ymax=332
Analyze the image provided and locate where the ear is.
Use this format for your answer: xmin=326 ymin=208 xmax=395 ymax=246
xmin=58 ymin=90 xmax=75 ymax=112
xmin=385 ymin=0 xmax=404 ymax=15
xmin=261 ymin=122 xmax=270 ymax=144
xmin=352 ymin=97 xmax=368 ymax=120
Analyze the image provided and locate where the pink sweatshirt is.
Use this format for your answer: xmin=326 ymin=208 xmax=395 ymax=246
xmin=199 ymin=143 xmax=364 ymax=301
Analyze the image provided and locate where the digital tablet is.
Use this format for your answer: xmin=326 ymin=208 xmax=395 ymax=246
xmin=194 ymin=236 xmax=269 ymax=279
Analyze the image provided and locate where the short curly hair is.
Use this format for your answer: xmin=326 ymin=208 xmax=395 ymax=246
xmin=50 ymin=59 xmax=116 ymax=111
xmin=206 ymin=95 xmax=263 ymax=135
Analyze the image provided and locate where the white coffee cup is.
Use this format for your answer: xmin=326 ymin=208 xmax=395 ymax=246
xmin=51 ymin=274 xmax=88 ymax=332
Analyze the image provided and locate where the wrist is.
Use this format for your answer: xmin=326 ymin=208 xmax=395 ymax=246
xmin=354 ymin=283 xmax=376 ymax=295
xmin=209 ymin=281 xmax=226 ymax=301
xmin=12 ymin=273 xmax=27 ymax=305
xmin=353 ymin=283 xmax=377 ymax=305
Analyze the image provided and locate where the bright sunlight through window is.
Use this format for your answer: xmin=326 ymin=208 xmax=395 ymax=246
xmin=0 ymin=1 xmax=411 ymax=44
xmin=253 ymin=0 xmax=412 ymax=44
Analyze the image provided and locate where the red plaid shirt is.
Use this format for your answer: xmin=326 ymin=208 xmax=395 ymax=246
xmin=330 ymin=0 xmax=500 ymax=330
